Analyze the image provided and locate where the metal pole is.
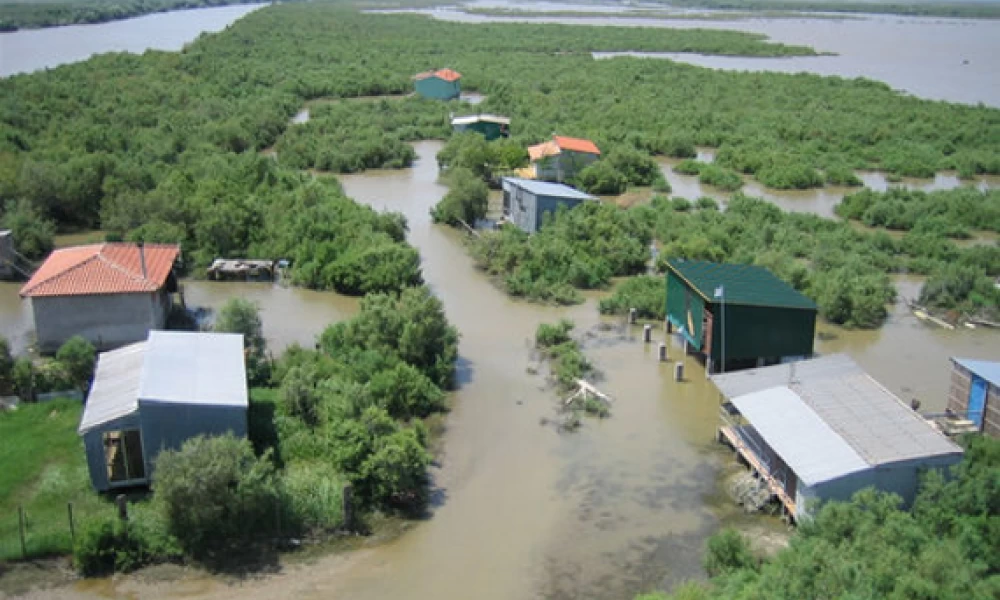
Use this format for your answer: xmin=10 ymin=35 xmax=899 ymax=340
xmin=18 ymin=505 xmax=26 ymax=558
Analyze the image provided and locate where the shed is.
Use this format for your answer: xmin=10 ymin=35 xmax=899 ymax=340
xmin=501 ymin=177 xmax=595 ymax=233
xmin=713 ymin=354 xmax=964 ymax=521
xmin=79 ymin=331 xmax=248 ymax=492
xmin=413 ymin=68 xmax=462 ymax=100
xmin=19 ymin=243 xmax=180 ymax=353
xmin=451 ymin=114 xmax=511 ymax=140
xmin=947 ymin=357 xmax=1000 ymax=436
xmin=527 ymin=135 xmax=600 ymax=183
xmin=664 ymin=259 xmax=817 ymax=372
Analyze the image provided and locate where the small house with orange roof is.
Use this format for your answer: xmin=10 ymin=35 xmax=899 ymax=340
xmin=20 ymin=243 xmax=180 ymax=353
xmin=527 ymin=135 xmax=601 ymax=183
xmin=413 ymin=68 xmax=462 ymax=100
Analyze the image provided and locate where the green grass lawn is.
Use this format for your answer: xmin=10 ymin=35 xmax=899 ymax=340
xmin=0 ymin=399 xmax=114 ymax=561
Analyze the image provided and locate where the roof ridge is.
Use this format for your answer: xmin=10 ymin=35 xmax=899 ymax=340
xmin=20 ymin=245 xmax=104 ymax=296
xmin=97 ymin=251 xmax=155 ymax=289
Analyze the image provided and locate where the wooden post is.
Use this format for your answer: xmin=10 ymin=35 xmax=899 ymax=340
xmin=706 ymin=358 xmax=714 ymax=377
xmin=628 ymin=308 xmax=637 ymax=325
xmin=342 ymin=484 xmax=354 ymax=533
xmin=666 ymin=319 xmax=672 ymax=334
xmin=67 ymin=502 xmax=75 ymax=545
xmin=18 ymin=505 xmax=26 ymax=559
xmin=658 ymin=342 xmax=667 ymax=362
xmin=115 ymin=494 xmax=128 ymax=523
xmin=674 ymin=362 xmax=685 ymax=382
xmin=643 ymin=324 xmax=652 ymax=343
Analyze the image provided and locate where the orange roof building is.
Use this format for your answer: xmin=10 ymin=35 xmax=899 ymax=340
xmin=413 ymin=68 xmax=462 ymax=100
xmin=527 ymin=135 xmax=602 ymax=183
xmin=21 ymin=243 xmax=180 ymax=353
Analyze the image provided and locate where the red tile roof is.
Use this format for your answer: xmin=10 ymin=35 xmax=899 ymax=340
xmin=414 ymin=68 xmax=462 ymax=82
xmin=553 ymin=135 xmax=601 ymax=155
xmin=20 ymin=243 xmax=180 ymax=298
xmin=528 ymin=140 xmax=560 ymax=161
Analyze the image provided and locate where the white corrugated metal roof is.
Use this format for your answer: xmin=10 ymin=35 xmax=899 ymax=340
xmin=451 ymin=114 xmax=511 ymax=126
xmin=502 ymin=177 xmax=595 ymax=200
xmin=731 ymin=386 xmax=869 ymax=485
xmin=78 ymin=342 xmax=146 ymax=434
xmin=140 ymin=331 xmax=247 ymax=407
xmin=79 ymin=331 xmax=247 ymax=434
xmin=714 ymin=354 xmax=962 ymax=470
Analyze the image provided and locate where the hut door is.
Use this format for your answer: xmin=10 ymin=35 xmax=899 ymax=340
xmin=104 ymin=430 xmax=146 ymax=483
xmin=969 ymin=376 xmax=987 ymax=429
xmin=703 ymin=309 xmax=714 ymax=356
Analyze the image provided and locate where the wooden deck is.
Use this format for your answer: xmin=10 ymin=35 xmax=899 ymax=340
xmin=719 ymin=425 xmax=797 ymax=519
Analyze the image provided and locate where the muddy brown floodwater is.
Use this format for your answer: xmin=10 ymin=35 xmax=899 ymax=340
xmin=5 ymin=141 xmax=999 ymax=600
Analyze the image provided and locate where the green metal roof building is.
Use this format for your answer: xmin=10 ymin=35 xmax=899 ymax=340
xmin=664 ymin=259 xmax=817 ymax=372
xmin=413 ymin=68 xmax=462 ymax=100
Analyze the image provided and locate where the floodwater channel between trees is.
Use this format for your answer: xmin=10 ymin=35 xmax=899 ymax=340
xmin=3 ymin=140 xmax=998 ymax=600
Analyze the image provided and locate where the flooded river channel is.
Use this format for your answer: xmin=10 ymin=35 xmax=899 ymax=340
xmin=7 ymin=141 xmax=996 ymax=600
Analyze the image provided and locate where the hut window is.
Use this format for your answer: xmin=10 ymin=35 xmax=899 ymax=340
xmin=103 ymin=430 xmax=145 ymax=483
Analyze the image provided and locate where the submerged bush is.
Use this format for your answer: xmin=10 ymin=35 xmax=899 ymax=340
xmin=598 ymin=275 xmax=666 ymax=320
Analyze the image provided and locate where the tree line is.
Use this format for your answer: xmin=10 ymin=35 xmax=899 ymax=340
xmin=470 ymin=193 xmax=1000 ymax=327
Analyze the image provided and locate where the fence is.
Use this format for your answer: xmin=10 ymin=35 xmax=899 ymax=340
xmin=0 ymin=501 xmax=115 ymax=562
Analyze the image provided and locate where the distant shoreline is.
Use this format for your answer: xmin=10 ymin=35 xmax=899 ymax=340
xmin=0 ymin=0 xmax=268 ymax=32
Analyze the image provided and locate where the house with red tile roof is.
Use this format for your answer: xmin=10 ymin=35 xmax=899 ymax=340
xmin=413 ymin=68 xmax=462 ymax=100
xmin=526 ymin=135 xmax=601 ymax=183
xmin=20 ymin=243 xmax=180 ymax=353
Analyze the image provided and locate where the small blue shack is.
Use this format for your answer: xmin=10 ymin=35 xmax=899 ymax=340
xmin=79 ymin=331 xmax=248 ymax=492
xmin=502 ymin=177 xmax=595 ymax=233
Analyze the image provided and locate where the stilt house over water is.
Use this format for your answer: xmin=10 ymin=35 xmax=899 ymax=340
xmin=413 ymin=68 xmax=462 ymax=100
xmin=713 ymin=354 xmax=964 ymax=522
xmin=664 ymin=259 xmax=817 ymax=374
xmin=947 ymin=357 xmax=1000 ymax=436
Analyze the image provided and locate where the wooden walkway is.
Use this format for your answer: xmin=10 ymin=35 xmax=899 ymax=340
xmin=719 ymin=425 xmax=797 ymax=520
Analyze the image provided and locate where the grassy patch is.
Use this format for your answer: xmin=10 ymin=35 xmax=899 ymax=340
xmin=0 ymin=399 xmax=114 ymax=561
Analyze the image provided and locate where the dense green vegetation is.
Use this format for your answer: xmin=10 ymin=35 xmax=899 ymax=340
xmin=430 ymin=167 xmax=490 ymax=226
xmin=641 ymin=434 xmax=1000 ymax=600
xmin=836 ymin=186 xmax=1000 ymax=236
xmin=1 ymin=335 xmax=96 ymax=400
xmin=277 ymin=98 xmax=450 ymax=172
xmin=271 ymin=286 xmax=456 ymax=510
xmin=599 ymin=275 xmax=667 ymax=320
xmin=2 ymin=5 xmax=997 ymax=309
xmin=471 ymin=193 xmax=1000 ymax=327
xmin=674 ymin=159 xmax=743 ymax=191
xmin=213 ymin=297 xmax=271 ymax=385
